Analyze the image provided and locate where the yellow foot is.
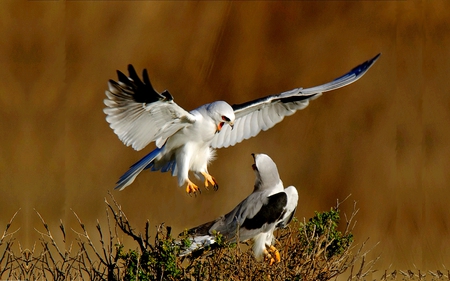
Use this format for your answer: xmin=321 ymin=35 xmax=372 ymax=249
xmin=185 ymin=180 xmax=200 ymax=195
xmin=201 ymin=172 xmax=219 ymax=191
xmin=264 ymin=245 xmax=280 ymax=266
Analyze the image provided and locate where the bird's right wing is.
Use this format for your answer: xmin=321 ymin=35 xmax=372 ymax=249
xmin=210 ymin=191 xmax=287 ymax=242
xmin=211 ymin=54 xmax=381 ymax=149
xmin=104 ymin=65 xmax=196 ymax=151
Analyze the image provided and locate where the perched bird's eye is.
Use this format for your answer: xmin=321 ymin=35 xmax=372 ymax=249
xmin=222 ymin=116 xmax=230 ymax=122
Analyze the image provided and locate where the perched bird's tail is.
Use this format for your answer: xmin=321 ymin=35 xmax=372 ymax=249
xmin=115 ymin=147 xmax=162 ymax=191
xmin=178 ymin=220 xmax=218 ymax=256
xmin=178 ymin=235 xmax=217 ymax=257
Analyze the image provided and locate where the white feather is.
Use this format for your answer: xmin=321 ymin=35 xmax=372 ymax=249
xmin=105 ymin=55 xmax=380 ymax=190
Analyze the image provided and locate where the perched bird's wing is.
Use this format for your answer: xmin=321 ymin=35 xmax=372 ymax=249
xmin=276 ymin=186 xmax=298 ymax=229
xmin=208 ymin=191 xmax=287 ymax=242
xmin=209 ymin=153 xmax=286 ymax=240
xmin=181 ymin=190 xmax=288 ymax=257
xmin=211 ymin=54 xmax=381 ymax=148
xmin=240 ymin=192 xmax=287 ymax=234
xmin=104 ymin=65 xmax=196 ymax=150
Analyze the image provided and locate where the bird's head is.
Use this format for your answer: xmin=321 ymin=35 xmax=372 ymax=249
xmin=207 ymin=101 xmax=235 ymax=133
xmin=252 ymin=153 xmax=281 ymax=190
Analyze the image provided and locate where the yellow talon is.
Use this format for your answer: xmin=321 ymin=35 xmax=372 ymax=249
xmin=201 ymin=172 xmax=219 ymax=191
xmin=268 ymin=245 xmax=280 ymax=264
xmin=185 ymin=180 xmax=199 ymax=195
xmin=264 ymin=245 xmax=280 ymax=265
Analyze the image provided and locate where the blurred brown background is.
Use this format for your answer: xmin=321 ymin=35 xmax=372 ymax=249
xmin=1 ymin=0 xmax=449 ymax=273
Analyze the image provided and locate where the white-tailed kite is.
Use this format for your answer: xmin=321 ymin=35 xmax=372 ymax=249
xmin=104 ymin=54 xmax=380 ymax=194
xmin=179 ymin=153 xmax=298 ymax=264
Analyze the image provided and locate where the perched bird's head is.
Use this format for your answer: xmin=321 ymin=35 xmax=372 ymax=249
xmin=252 ymin=153 xmax=281 ymax=190
xmin=207 ymin=101 xmax=235 ymax=133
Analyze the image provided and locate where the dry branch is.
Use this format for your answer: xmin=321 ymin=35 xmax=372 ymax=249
xmin=0 ymin=195 xmax=392 ymax=281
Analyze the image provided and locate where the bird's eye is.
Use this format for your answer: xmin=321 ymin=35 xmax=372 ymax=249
xmin=222 ymin=116 xmax=230 ymax=122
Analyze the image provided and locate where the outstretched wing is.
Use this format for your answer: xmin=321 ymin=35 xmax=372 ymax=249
xmin=104 ymin=65 xmax=196 ymax=150
xmin=211 ymin=53 xmax=381 ymax=148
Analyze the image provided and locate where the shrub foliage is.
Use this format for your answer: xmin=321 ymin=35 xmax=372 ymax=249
xmin=0 ymin=193 xmax=380 ymax=280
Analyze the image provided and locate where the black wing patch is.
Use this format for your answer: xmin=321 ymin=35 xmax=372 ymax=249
xmin=231 ymin=53 xmax=381 ymax=113
xmin=111 ymin=64 xmax=173 ymax=104
xmin=276 ymin=206 xmax=296 ymax=229
xmin=242 ymin=192 xmax=287 ymax=230
xmin=231 ymin=93 xmax=316 ymax=112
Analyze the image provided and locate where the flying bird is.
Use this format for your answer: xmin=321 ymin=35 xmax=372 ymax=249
xmin=104 ymin=54 xmax=380 ymax=194
xmin=179 ymin=153 xmax=299 ymax=264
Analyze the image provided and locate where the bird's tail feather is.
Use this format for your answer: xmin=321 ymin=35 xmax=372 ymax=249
xmin=178 ymin=219 xmax=220 ymax=256
xmin=115 ymin=147 xmax=162 ymax=191
xmin=178 ymin=235 xmax=216 ymax=257
xmin=157 ymin=160 xmax=177 ymax=175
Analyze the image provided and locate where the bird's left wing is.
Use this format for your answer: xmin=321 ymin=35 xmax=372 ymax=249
xmin=211 ymin=54 xmax=380 ymax=148
xmin=276 ymin=186 xmax=298 ymax=229
xmin=104 ymin=65 xmax=196 ymax=150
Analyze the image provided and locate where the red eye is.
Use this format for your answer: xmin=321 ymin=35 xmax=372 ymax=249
xmin=222 ymin=116 xmax=230 ymax=122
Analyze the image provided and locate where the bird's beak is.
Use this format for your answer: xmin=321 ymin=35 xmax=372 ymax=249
xmin=216 ymin=122 xmax=224 ymax=133
xmin=216 ymin=121 xmax=233 ymax=133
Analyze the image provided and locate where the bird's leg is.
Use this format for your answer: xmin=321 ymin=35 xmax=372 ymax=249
xmin=185 ymin=179 xmax=200 ymax=195
xmin=268 ymin=245 xmax=280 ymax=263
xmin=264 ymin=245 xmax=280 ymax=266
xmin=201 ymin=172 xmax=219 ymax=191
xmin=263 ymin=248 xmax=275 ymax=265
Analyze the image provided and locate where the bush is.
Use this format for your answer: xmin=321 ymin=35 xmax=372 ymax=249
xmin=300 ymin=207 xmax=354 ymax=259
xmin=0 ymin=193 xmax=378 ymax=281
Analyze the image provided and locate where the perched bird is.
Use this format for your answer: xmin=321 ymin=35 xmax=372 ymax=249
xmin=179 ymin=153 xmax=298 ymax=264
xmin=104 ymin=54 xmax=380 ymax=194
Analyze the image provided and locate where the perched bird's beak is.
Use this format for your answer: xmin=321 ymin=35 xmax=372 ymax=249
xmin=229 ymin=121 xmax=234 ymax=130
xmin=251 ymin=153 xmax=257 ymax=170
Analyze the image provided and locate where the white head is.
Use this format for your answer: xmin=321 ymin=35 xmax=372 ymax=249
xmin=206 ymin=101 xmax=235 ymax=132
xmin=252 ymin=153 xmax=281 ymax=190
